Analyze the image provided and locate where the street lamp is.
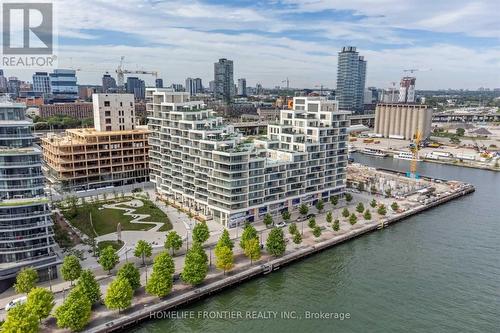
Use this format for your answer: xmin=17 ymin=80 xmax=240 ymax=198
xmin=209 ymin=246 xmax=212 ymax=267
xmin=144 ymin=262 xmax=148 ymax=285
xmin=48 ymin=267 xmax=52 ymax=292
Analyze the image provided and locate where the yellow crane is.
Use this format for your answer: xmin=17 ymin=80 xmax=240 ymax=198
xmin=409 ymin=130 xmax=422 ymax=178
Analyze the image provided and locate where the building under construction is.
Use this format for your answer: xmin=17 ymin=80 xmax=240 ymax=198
xmin=41 ymin=94 xmax=149 ymax=191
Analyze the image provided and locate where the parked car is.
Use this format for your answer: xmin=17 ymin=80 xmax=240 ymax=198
xmin=275 ymin=221 xmax=287 ymax=228
xmin=5 ymin=296 xmax=27 ymax=311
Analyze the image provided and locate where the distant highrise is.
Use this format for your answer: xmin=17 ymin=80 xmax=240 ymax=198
xmin=155 ymin=78 xmax=163 ymax=88
xmin=126 ymin=77 xmax=145 ymax=100
xmin=7 ymin=77 xmax=21 ymax=98
xmin=0 ymin=70 xmax=7 ymax=93
xmin=237 ymin=78 xmax=247 ymax=96
xmin=50 ymin=69 xmax=78 ymax=102
xmin=398 ymin=77 xmax=416 ymax=103
xmin=32 ymin=72 xmax=51 ymax=95
xmin=102 ymin=74 xmax=117 ymax=93
xmin=171 ymin=83 xmax=184 ymax=92
xmin=214 ymin=58 xmax=234 ymax=103
xmin=208 ymin=80 xmax=215 ymax=93
xmin=336 ymin=46 xmax=366 ymax=113
xmin=363 ymin=87 xmax=378 ymax=105
xmin=185 ymin=77 xmax=203 ymax=96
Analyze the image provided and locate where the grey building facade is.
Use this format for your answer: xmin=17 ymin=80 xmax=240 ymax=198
xmin=336 ymin=46 xmax=367 ymax=113
xmin=214 ymin=58 xmax=234 ymax=103
xmin=0 ymin=101 xmax=58 ymax=292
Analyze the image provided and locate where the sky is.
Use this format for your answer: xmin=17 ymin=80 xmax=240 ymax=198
xmin=4 ymin=0 xmax=500 ymax=89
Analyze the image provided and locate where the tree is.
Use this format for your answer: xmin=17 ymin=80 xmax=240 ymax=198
xmin=370 ymin=199 xmax=377 ymax=208
xmin=105 ymin=277 xmax=133 ymax=313
xmin=61 ymin=255 xmax=81 ymax=286
xmin=308 ymin=217 xmax=316 ymax=229
xmin=26 ymin=287 xmax=54 ymax=322
xmin=134 ymin=240 xmax=152 ymax=265
xmin=349 ymin=213 xmax=358 ymax=225
xmin=299 ymin=203 xmax=309 ymax=216
xmin=239 ymin=223 xmax=258 ymax=250
xmin=370 ymin=186 xmax=377 ymax=194
xmin=378 ymin=204 xmax=387 ymax=216
xmin=385 ymin=188 xmax=392 ymax=198
xmin=326 ymin=211 xmax=333 ymax=224
xmin=2 ymin=303 xmax=38 ymax=333
xmin=356 ymin=202 xmax=365 ymax=213
xmin=281 ymin=210 xmax=291 ymax=222
xmin=292 ymin=231 xmax=302 ymax=245
xmin=67 ymin=195 xmax=78 ymax=217
xmin=192 ymin=222 xmax=210 ymax=244
xmin=216 ymin=229 xmax=234 ymax=251
xmin=288 ymin=222 xmax=298 ymax=235
xmin=312 ymin=226 xmax=322 ymax=238
xmin=456 ymin=127 xmax=465 ymax=136
xmin=182 ymin=242 xmax=208 ymax=285
xmin=266 ymin=228 xmax=286 ymax=257
xmin=117 ymin=263 xmax=141 ymax=290
xmin=14 ymin=267 xmax=38 ymax=294
xmin=357 ymin=182 xmax=365 ymax=192
xmin=215 ymin=245 xmax=234 ymax=274
xmin=315 ymin=200 xmax=324 ymax=212
xmin=363 ymin=209 xmax=372 ymax=220
xmin=263 ymin=213 xmax=274 ymax=228
xmin=77 ymin=269 xmax=101 ymax=304
xmin=391 ymin=202 xmax=399 ymax=211
xmin=345 ymin=193 xmax=353 ymax=202
xmin=54 ymin=288 xmax=92 ymax=332
xmin=243 ymin=238 xmax=261 ymax=264
xmin=332 ymin=219 xmax=340 ymax=232
xmin=165 ymin=231 xmax=183 ymax=255
xmin=146 ymin=251 xmax=175 ymax=297
xmin=342 ymin=208 xmax=350 ymax=218
xmin=98 ymin=246 xmax=119 ymax=274
xmin=330 ymin=196 xmax=338 ymax=206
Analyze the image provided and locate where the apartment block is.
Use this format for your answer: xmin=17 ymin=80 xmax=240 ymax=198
xmin=147 ymin=88 xmax=349 ymax=228
xmin=42 ymin=128 xmax=149 ymax=191
xmin=0 ymin=101 xmax=58 ymax=291
xmin=92 ymin=94 xmax=135 ymax=131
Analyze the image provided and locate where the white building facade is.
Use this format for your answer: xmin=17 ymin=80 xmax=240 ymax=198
xmin=147 ymin=88 xmax=349 ymax=227
xmin=92 ymin=93 xmax=135 ymax=131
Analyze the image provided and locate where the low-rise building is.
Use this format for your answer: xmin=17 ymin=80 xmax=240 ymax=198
xmin=39 ymin=102 xmax=93 ymax=119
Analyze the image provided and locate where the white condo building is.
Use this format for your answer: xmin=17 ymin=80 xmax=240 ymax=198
xmin=147 ymin=88 xmax=349 ymax=227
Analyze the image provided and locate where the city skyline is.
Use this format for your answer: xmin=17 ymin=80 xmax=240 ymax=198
xmin=3 ymin=0 xmax=499 ymax=90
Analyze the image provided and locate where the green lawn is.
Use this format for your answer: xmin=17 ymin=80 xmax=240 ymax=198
xmin=97 ymin=240 xmax=124 ymax=252
xmin=62 ymin=199 xmax=171 ymax=237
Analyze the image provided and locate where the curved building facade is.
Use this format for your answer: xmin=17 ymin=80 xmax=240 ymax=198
xmin=0 ymin=101 xmax=58 ymax=291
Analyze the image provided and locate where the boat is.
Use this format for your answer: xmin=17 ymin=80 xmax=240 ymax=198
xmin=394 ymin=151 xmax=420 ymax=161
xmin=360 ymin=148 xmax=388 ymax=157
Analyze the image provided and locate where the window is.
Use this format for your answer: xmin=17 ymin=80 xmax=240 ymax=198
xmin=104 ymin=101 xmax=110 ymax=107
xmin=106 ymin=126 xmax=112 ymax=131
xmin=120 ymin=102 xmax=123 ymax=107
xmin=105 ymin=111 xmax=111 ymax=117
xmin=105 ymin=118 xmax=111 ymax=124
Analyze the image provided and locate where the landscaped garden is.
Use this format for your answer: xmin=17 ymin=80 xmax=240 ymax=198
xmin=61 ymin=196 xmax=172 ymax=237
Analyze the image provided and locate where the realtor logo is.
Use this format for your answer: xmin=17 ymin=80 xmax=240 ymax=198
xmin=2 ymin=2 xmax=56 ymax=67
xmin=3 ymin=3 xmax=53 ymax=54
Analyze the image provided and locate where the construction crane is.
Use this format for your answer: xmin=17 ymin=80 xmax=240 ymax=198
xmin=116 ymin=56 xmax=159 ymax=92
xmin=281 ymin=78 xmax=290 ymax=90
xmin=403 ymin=68 xmax=432 ymax=74
xmin=409 ymin=130 xmax=422 ymax=179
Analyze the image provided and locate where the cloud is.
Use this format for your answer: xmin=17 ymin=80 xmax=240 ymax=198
xmin=3 ymin=0 xmax=499 ymax=89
